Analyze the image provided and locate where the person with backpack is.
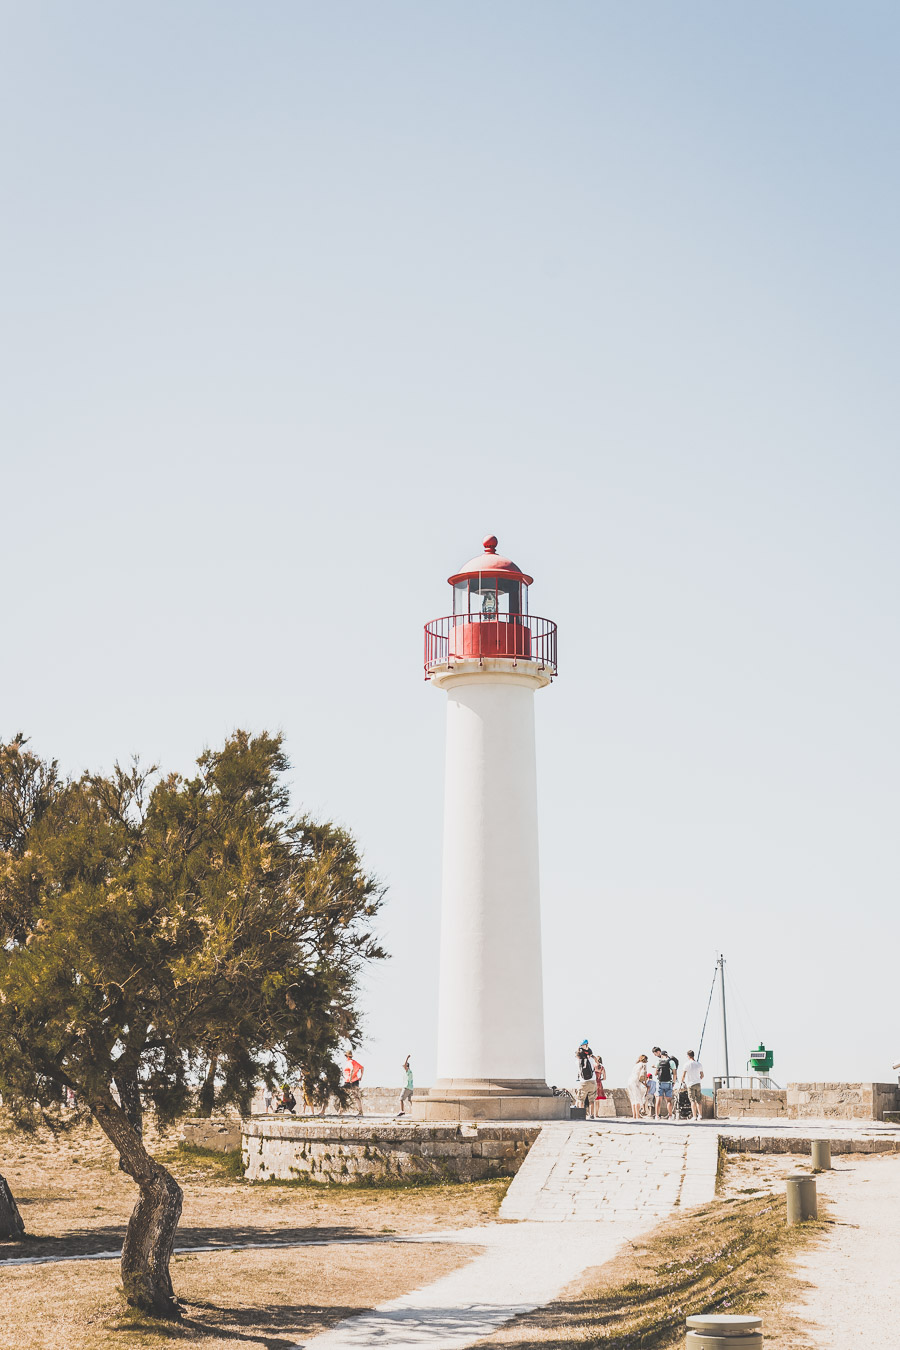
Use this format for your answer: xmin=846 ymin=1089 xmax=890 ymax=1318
xmin=652 ymin=1047 xmax=679 ymax=1119
xmin=575 ymin=1042 xmax=596 ymax=1112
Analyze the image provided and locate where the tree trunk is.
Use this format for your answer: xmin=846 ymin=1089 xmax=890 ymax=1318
xmin=196 ymin=1055 xmax=218 ymax=1117
xmin=0 ymin=1173 xmax=25 ymax=1241
xmin=91 ymin=1092 xmax=183 ymax=1318
xmin=113 ymin=1068 xmax=144 ymax=1136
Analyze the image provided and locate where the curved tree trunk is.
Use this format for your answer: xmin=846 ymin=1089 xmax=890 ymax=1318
xmin=0 ymin=1173 xmax=25 ymax=1241
xmin=91 ymin=1093 xmax=183 ymax=1318
xmin=113 ymin=1068 xmax=144 ymax=1136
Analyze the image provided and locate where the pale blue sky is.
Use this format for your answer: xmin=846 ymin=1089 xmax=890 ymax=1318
xmin=2 ymin=3 xmax=898 ymax=1092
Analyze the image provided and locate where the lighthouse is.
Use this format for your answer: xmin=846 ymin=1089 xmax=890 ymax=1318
xmin=417 ymin=536 xmax=567 ymax=1121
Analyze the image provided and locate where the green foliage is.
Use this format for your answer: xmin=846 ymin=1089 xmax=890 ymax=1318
xmin=0 ymin=730 xmax=386 ymax=1126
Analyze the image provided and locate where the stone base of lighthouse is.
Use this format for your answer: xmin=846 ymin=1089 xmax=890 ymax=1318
xmin=412 ymin=1081 xmax=569 ymax=1123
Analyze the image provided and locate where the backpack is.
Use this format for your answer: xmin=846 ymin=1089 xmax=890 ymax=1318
xmin=657 ymin=1056 xmax=672 ymax=1084
xmin=580 ymin=1055 xmax=594 ymax=1081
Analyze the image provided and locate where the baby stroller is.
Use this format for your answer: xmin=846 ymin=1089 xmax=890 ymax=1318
xmin=676 ymin=1085 xmax=692 ymax=1119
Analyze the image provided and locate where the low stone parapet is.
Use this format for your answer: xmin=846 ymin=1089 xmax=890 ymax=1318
xmin=786 ymin=1083 xmax=900 ymax=1121
xmin=182 ymin=1116 xmax=243 ymax=1152
xmin=721 ymin=1133 xmax=900 ymax=1156
xmin=716 ymin=1089 xmax=787 ymax=1119
xmin=242 ymin=1119 xmax=540 ymax=1184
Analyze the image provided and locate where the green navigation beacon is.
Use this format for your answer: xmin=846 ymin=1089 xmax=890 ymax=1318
xmin=749 ymin=1042 xmax=774 ymax=1075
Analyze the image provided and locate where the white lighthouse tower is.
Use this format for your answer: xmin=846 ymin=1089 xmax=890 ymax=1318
xmin=417 ymin=536 xmax=567 ymax=1122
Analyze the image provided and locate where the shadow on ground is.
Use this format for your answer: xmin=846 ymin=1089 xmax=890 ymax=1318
xmin=113 ymin=1300 xmax=370 ymax=1350
xmin=0 ymin=1221 xmax=384 ymax=1263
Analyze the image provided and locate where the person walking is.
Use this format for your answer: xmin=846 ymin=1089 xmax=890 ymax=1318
xmin=342 ymin=1050 xmax=365 ymax=1116
xmin=680 ymin=1050 xmax=704 ymax=1119
xmin=575 ymin=1043 xmax=597 ymax=1114
xmin=591 ymin=1055 xmax=607 ymax=1117
xmin=645 ymin=1056 xmax=658 ymax=1117
xmin=397 ymin=1056 xmax=414 ymax=1116
xmin=653 ymin=1048 xmax=679 ymax=1120
xmin=626 ymin=1055 xmax=649 ymax=1119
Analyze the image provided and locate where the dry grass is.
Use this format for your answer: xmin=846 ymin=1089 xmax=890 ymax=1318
xmin=0 ymin=1111 xmax=503 ymax=1347
xmin=0 ymin=1241 xmax=478 ymax=1349
xmin=475 ymin=1157 xmax=829 ymax=1349
xmin=1 ymin=1112 xmax=507 ymax=1261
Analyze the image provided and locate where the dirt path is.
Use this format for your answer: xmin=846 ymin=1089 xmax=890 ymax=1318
xmin=788 ymin=1152 xmax=900 ymax=1347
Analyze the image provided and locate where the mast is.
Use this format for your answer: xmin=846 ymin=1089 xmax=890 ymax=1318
xmin=718 ymin=953 xmax=730 ymax=1082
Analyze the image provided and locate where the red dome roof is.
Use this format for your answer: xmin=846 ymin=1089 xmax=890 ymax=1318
xmin=448 ymin=535 xmax=534 ymax=586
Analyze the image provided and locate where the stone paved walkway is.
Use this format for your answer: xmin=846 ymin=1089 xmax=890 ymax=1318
xmin=500 ymin=1120 xmax=719 ymax=1221
xmin=296 ymin=1120 xmax=719 ymax=1349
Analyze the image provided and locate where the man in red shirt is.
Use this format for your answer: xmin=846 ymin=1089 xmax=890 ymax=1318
xmin=342 ymin=1050 xmax=364 ymax=1116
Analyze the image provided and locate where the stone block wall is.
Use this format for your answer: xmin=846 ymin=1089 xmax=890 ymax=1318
xmin=182 ymin=1116 xmax=243 ymax=1151
xmin=786 ymin=1083 xmax=900 ymax=1121
xmin=242 ymin=1120 xmax=539 ymax=1185
xmin=715 ymin=1089 xmax=787 ymax=1119
xmin=250 ymin=1085 xmax=424 ymax=1116
xmin=721 ymin=1133 xmax=900 ymax=1156
xmin=608 ymin=1086 xmax=714 ymax=1119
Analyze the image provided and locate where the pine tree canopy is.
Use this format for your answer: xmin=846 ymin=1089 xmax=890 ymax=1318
xmin=0 ymin=729 xmax=387 ymax=1124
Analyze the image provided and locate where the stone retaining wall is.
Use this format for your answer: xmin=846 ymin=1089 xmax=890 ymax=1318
xmin=721 ymin=1133 xmax=900 ymax=1156
xmin=182 ymin=1116 xmax=243 ymax=1151
xmin=242 ymin=1120 xmax=540 ymax=1184
xmin=715 ymin=1089 xmax=787 ymax=1119
xmin=786 ymin=1082 xmax=900 ymax=1121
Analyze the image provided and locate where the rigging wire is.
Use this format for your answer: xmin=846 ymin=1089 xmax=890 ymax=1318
xmin=696 ymin=959 xmax=719 ymax=1060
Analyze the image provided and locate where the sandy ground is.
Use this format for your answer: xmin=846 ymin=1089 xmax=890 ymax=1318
xmin=1 ymin=1114 xmax=507 ymax=1260
xmin=0 ymin=1114 xmax=501 ymax=1349
xmin=786 ymin=1152 xmax=900 ymax=1347
xmin=0 ymin=1241 xmax=480 ymax=1350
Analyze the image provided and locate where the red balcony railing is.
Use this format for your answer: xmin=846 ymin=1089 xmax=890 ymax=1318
xmin=424 ymin=614 xmax=557 ymax=677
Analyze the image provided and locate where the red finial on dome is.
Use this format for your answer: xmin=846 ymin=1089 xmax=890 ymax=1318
xmin=447 ymin=536 xmax=533 ymax=585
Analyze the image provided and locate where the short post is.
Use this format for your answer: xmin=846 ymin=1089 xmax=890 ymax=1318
xmin=686 ymin=1313 xmax=762 ymax=1346
xmin=785 ymin=1172 xmax=817 ymax=1224
xmin=811 ymin=1139 xmax=831 ymax=1170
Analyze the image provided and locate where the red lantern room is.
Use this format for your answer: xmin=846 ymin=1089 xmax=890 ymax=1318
xmin=424 ymin=535 xmax=557 ymax=676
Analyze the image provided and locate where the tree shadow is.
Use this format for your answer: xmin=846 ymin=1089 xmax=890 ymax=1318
xmin=109 ymin=1300 xmax=375 ymax=1349
xmin=0 ymin=1220 xmax=385 ymax=1263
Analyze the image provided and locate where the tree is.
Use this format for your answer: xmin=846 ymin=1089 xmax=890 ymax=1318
xmin=0 ymin=1174 xmax=25 ymax=1240
xmin=0 ymin=731 xmax=385 ymax=1314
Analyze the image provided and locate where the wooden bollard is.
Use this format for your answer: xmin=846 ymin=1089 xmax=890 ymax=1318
xmin=786 ymin=1172 xmax=817 ymax=1224
xmin=686 ymin=1313 xmax=762 ymax=1346
xmin=811 ymin=1139 xmax=831 ymax=1170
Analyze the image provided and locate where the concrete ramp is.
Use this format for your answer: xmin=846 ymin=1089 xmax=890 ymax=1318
xmin=501 ymin=1120 xmax=720 ymax=1221
xmin=299 ymin=1121 xmax=720 ymax=1349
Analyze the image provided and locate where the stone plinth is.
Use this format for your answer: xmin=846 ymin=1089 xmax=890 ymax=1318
xmin=786 ymin=1082 xmax=900 ymax=1121
xmin=242 ymin=1118 xmax=540 ymax=1184
xmin=413 ymin=1093 xmax=568 ymax=1122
